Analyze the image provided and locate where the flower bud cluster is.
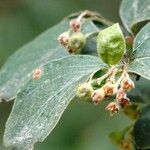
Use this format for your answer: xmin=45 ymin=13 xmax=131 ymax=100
xmin=58 ymin=17 xmax=86 ymax=54
xmin=76 ymin=67 xmax=135 ymax=116
xmin=105 ymin=72 xmax=134 ymax=115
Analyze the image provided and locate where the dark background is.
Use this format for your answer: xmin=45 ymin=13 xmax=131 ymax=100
xmin=0 ymin=0 xmax=132 ymax=149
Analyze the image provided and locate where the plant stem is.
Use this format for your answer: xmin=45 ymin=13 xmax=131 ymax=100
xmin=90 ymin=66 xmax=116 ymax=85
xmin=85 ymin=31 xmax=99 ymax=39
xmin=115 ymin=65 xmax=127 ymax=88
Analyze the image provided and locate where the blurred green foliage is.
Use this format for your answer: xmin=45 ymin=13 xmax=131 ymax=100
xmin=0 ymin=0 xmax=132 ymax=150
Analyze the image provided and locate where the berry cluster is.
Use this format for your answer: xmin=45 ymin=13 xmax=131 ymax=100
xmin=76 ymin=67 xmax=135 ymax=115
xmin=58 ymin=17 xmax=86 ymax=54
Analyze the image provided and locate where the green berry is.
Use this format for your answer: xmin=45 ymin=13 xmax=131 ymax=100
xmin=76 ymin=83 xmax=93 ymax=101
xmin=68 ymin=32 xmax=86 ymax=53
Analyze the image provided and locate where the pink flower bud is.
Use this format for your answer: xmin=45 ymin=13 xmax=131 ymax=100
xmin=116 ymin=88 xmax=127 ymax=100
xmin=69 ymin=19 xmax=81 ymax=32
xmin=116 ymin=89 xmax=130 ymax=108
xmin=119 ymin=97 xmax=130 ymax=108
xmin=91 ymin=88 xmax=105 ymax=105
xmin=103 ymin=82 xmax=117 ymax=96
xmin=32 ymin=68 xmax=43 ymax=80
xmin=121 ymin=73 xmax=135 ymax=91
xmin=58 ymin=32 xmax=70 ymax=46
xmin=105 ymin=102 xmax=120 ymax=114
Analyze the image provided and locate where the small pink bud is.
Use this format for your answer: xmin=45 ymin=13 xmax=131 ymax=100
xmin=69 ymin=19 xmax=81 ymax=32
xmin=121 ymin=73 xmax=135 ymax=91
xmin=32 ymin=68 xmax=43 ymax=80
xmin=58 ymin=32 xmax=70 ymax=46
xmin=116 ymin=89 xmax=130 ymax=108
xmin=91 ymin=88 xmax=105 ymax=105
xmin=105 ymin=102 xmax=120 ymax=115
xmin=103 ymin=82 xmax=117 ymax=96
xmin=116 ymin=88 xmax=127 ymax=100
xmin=119 ymin=97 xmax=130 ymax=108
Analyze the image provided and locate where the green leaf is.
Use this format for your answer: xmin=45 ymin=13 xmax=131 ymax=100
xmin=120 ymin=0 xmax=150 ymax=34
xmin=3 ymin=55 xmax=106 ymax=150
xmin=133 ymin=106 xmax=150 ymax=149
xmin=0 ymin=19 xmax=101 ymax=101
xmin=97 ymin=23 xmax=125 ymax=66
xmin=128 ymin=22 xmax=150 ymax=80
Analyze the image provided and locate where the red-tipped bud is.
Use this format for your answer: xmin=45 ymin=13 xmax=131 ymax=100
xmin=58 ymin=32 xmax=70 ymax=46
xmin=121 ymin=73 xmax=135 ymax=91
xmin=105 ymin=102 xmax=120 ymax=115
xmin=69 ymin=19 xmax=81 ymax=32
xmin=91 ymin=88 xmax=105 ymax=105
xmin=103 ymin=82 xmax=117 ymax=96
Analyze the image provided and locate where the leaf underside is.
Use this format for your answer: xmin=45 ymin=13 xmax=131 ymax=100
xmin=120 ymin=0 xmax=150 ymax=34
xmin=128 ymin=22 xmax=150 ymax=80
xmin=0 ymin=19 xmax=101 ymax=101
xmin=3 ymin=55 xmax=106 ymax=150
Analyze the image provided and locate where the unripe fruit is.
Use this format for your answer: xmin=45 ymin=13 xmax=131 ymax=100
xmin=68 ymin=32 xmax=86 ymax=53
xmin=103 ymin=82 xmax=117 ymax=96
xmin=69 ymin=19 xmax=81 ymax=32
xmin=91 ymin=88 xmax=105 ymax=104
xmin=58 ymin=32 xmax=70 ymax=46
xmin=76 ymin=83 xmax=93 ymax=101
